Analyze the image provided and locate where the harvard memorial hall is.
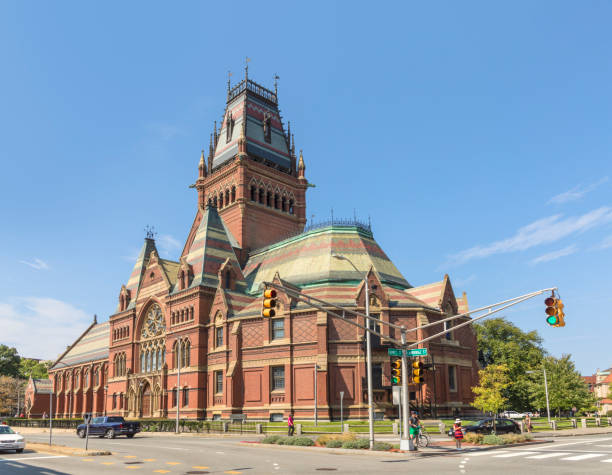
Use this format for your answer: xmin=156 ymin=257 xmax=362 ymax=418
xmin=36 ymin=72 xmax=480 ymax=421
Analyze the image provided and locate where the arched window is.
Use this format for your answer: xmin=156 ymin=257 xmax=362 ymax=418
xmin=250 ymin=185 xmax=257 ymax=201
xmin=219 ymin=192 xmax=224 ymax=208
xmin=274 ymin=193 xmax=280 ymax=209
xmin=231 ymin=186 xmax=236 ymax=202
xmin=281 ymin=196 xmax=287 ymax=212
xmin=259 ymin=188 xmax=264 ymax=204
xmin=182 ymin=340 xmax=190 ymax=367
xmin=289 ymin=199 xmax=294 ymax=214
xmin=172 ymin=340 xmax=179 ymax=368
xmin=94 ymin=368 xmax=100 ymax=387
xmin=225 ymin=189 xmax=230 ymax=205
xmin=141 ymin=352 xmax=145 ymax=373
xmin=156 ymin=348 xmax=161 ymax=370
xmin=266 ymin=191 xmax=272 ymax=207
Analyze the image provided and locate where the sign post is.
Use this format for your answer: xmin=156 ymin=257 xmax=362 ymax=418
xmin=84 ymin=413 xmax=91 ymax=451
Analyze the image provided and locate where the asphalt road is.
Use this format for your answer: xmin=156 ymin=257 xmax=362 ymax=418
xmin=0 ymin=432 xmax=611 ymax=474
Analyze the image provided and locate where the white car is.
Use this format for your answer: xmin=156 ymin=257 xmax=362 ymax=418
xmin=503 ymin=411 xmax=526 ymax=419
xmin=0 ymin=425 xmax=25 ymax=453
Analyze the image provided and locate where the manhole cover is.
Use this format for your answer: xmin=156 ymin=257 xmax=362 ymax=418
xmin=315 ymin=469 xmax=338 ymax=471
xmin=124 ymin=461 xmax=143 ymax=465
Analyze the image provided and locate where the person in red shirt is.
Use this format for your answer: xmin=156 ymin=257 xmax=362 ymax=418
xmin=453 ymin=418 xmax=464 ymax=450
xmin=287 ymin=413 xmax=295 ymax=436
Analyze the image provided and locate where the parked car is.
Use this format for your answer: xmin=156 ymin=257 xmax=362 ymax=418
xmin=76 ymin=416 xmax=140 ymax=439
xmin=448 ymin=418 xmax=521 ymax=436
xmin=0 ymin=425 xmax=25 ymax=453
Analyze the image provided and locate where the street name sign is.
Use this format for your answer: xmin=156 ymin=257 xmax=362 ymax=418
xmin=387 ymin=348 xmax=403 ymax=356
xmin=406 ymin=348 xmax=428 ymax=356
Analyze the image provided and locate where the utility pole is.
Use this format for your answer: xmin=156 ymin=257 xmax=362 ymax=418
xmin=364 ymin=276 xmax=374 ymax=449
xmin=400 ymin=329 xmax=413 ymax=450
xmin=543 ymin=364 xmax=551 ymax=424
xmin=314 ymin=362 xmax=318 ymax=426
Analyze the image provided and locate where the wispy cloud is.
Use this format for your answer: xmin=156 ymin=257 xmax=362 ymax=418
xmin=19 ymin=258 xmax=49 ymax=270
xmin=447 ymin=207 xmax=612 ymax=266
xmin=0 ymin=297 xmax=92 ymax=360
xmin=530 ymin=245 xmax=577 ymax=265
xmin=548 ymin=177 xmax=608 ymax=205
xmin=595 ymin=234 xmax=612 ymax=250
xmin=157 ymin=234 xmax=182 ymax=255
xmin=452 ymin=274 xmax=477 ymax=287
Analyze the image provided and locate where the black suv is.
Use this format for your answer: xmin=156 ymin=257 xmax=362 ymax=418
xmin=449 ymin=418 xmax=521 ymax=436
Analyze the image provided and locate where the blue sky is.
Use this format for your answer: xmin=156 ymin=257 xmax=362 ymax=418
xmin=1 ymin=1 xmax=611 ymax=375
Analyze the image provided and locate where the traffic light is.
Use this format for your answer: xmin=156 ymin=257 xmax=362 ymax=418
xmin=262 ymin=288 xmax=277 ymax=318
xmin=544 ymin=294 xmax=565 ymax=327
xmin=555 ymin=299 xmax=565 ymax=327
xmin=412 ymin=360 xmax=423 ymax=384
xmin=391 ymin=358 xmax=402 ymax=385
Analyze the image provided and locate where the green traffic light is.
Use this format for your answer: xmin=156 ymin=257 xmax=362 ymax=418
xmin=392 ymin=377 xmax=400 ymax=384
xmin=546 ymin=315 xmax=558 ymax=326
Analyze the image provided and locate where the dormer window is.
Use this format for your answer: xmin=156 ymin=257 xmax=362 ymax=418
xmin=263 ymin=113 xmax=272 ymax=143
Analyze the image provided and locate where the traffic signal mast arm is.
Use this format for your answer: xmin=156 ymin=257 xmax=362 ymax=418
xmin=262 ymin=281 xmax=558 ymax=348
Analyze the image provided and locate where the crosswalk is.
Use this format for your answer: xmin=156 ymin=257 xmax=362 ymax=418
xmin=467 ymin=449 xmax=612 ymax=463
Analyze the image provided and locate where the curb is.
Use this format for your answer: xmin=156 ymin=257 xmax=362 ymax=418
xmin=26 ymin=442 xmax=112 ymax=457
xmin=239 ymin=442 xmax=420 ymax=457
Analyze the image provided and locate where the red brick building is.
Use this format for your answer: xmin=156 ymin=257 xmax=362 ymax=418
xmin=45 ymin=73 xmax=480 ymax=420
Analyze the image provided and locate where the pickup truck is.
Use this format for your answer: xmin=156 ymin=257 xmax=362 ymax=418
xmin=76 ymin=416 xmax=140 ymax=439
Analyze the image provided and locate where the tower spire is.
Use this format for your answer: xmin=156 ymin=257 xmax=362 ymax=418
xmin=245 ymin=57 xmax=250 ymax=82
xmin=298 ymin=149 xmax=306 ymax=179
xmin=208 ymin=134 xmax=214 ymax=174
xmin=199 ymin=149 xmax=206 ymax=178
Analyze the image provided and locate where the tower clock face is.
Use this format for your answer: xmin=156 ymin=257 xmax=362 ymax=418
xmin=141 ymin=304 xmax=165 ymax=339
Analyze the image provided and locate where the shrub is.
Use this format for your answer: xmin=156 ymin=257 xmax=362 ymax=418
xmin=316 ymin=432 xmax=357 ymax=447
xmin=262 ymin=435 xmax=281 ymax=444
xmin=463 ymin=433 xmax=484 ymax=444
xmin=372 ymin=441 xmax=392 ymax=451
xmin=293 ymin=437 xmax=314 ymax=446
xmin=326 ymin=440 xmax=343 ymax=448
xmin=482 ymin=434 xmax=504 ymax=445
xmin=341 ymin=440 xmax=359 ymax=449
xmin=341 ymin=438 xmax=370 ymax=449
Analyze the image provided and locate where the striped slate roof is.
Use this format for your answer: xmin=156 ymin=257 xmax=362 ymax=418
xmin=52 ymin=321 xmax=109 ymax=369
xmin=182 ymin=205 xmax=247 ymax=291
xmin=124 ymin=238 xmax=157 ymax=310
xmin=31 ymin=378 xmax=53 ymax=394
xmin=213 ymin=79 xmax=291 ymax=170
xmin=243 ymin=225 xmax=411 ymax=294
xmin=405 ymin=281 xmax=445 ymax=309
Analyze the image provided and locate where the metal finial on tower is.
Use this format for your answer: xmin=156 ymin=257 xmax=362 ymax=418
xmin=227 ymin=70 xmax=232 ymax=94
xmin=274 ymin=74 xmax=279 ymax=96
xmin=245 ymin=57 xmax=250 ymax=81
xmin=144 ymin=225 xmax=157 ymax=240
xmin=93 ymin=314 xmax=97 ymax=324
xmin=291 ymin=133 xmax=295 ymax=154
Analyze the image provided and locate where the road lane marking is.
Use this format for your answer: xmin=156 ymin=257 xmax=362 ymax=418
xmin=561 ymin=453 xmax=606 ymax=461
xmin=0 ymin=456 xmax=68 ymax=462
xmin=82 ymin=458 xmax=95 ymax=461
xmin=225 ymin=471 xmax=242 ymax=474
xmin=602 ymin=459 xmax=612 ymax=463
xmin=493 ymin=451 xmax=537 ymax=458
xmin=595 ymin=445 xmax=612 ymax=448
xmin=101 ymin=462 xmax=116 ymax=465
xmin=466 ymin=450 xmax=507 ymax=456
xmin=125 ymin=467 xmax=141 ymax=470
xmin=166 ymin=462 xmax=181 ymax=465
xmin=153 ymin=471 xmax=170 ymax=474
xmin=124 ymin=455 xmax=138 ymax=458
xmin=548 ymin=438 xmax=612 ymax=448
xmin=526 ymin=452 xmax=570 ymax=459
xmin=143 ymin=458 xmax=156 ymax=462
xmin=193 ymin=467 xmax=209 ymax=469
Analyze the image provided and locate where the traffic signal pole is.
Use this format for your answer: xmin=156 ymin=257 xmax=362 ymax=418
xmin=400 ymin=329 xmax=413 ymax=451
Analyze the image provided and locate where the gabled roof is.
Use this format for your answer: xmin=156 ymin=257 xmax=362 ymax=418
xmin=181 ymin=205 xmax=245 ymax=290
xmin=31 ymin=377 xmax=52 ymax=394
xmin=159 ymin=259 xmax=180 ymax=287
xmin=405 ymin=280 xmax=445 ymax=309
xmin=124 ymin=238 xmax=157 ymax=310
xmin=51 ymin=321 xmax=109 ymax=369
xmin=243 ymin=224 xmax=411 ymax=295
xmin=212 ymin=78 xmax=291 ymax=171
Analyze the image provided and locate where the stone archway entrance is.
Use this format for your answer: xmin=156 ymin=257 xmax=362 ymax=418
xmin=141 ymin=383 xmax=151 ymax=418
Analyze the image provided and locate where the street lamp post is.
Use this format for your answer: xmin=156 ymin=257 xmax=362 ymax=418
xmin=176 ymin=338 xmax=181 ymax=434
xmin=527 ymin=366 xmax=551 ymax=424
xmin=104 ymin=386 xmax=108 ymax=417
xmin=314 ymin=362 xmax=319 ymax=426
xmin=332 ymin=253 xmax=375 ymax=449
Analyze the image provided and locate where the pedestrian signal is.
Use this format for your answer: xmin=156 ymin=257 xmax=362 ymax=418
xmin=262 ymin=288 xmax=277 ymax=318
xmin=391 ymin=358 xmax=402 ymax=385
xmin=412 ymin=360 xmax=423 ymax=384
xmin=555 ymin=299 xmax=565 ymax=327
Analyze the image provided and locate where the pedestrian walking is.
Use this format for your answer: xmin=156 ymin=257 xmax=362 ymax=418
xmin=453 ymin=418 xmax=464 ymax=450
xmin=287 ymin=413 xmax=295 ymax=436
xmin=524 ymin=413 xmax=532 ymax=433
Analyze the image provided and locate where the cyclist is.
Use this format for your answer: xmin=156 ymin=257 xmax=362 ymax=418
xmin=409 ymin=411 xmax=420 ymax=449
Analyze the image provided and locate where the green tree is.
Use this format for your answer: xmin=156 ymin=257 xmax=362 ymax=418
xmin=472 ymin=364 xmax=510 ymax=433
xmin=19 ymin=359 xmax=50 ymax=379
xmin=531 ymin=355 xmax=596 ymax=417
xmin=0 ymin=345 xmax=21 ymax=378
xmin=475 ymin=318 xmax=545 ymax=411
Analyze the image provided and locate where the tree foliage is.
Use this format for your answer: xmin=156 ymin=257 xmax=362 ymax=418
xmin=0 ymin=375 xmax=26 ymax=415
xmin=19 ymin=359 xmax=50 ymax=379
xmin=530 ymin=355 xmax=596 ymax=416
xmin=0 ymin=345 xmax=21 ymax=378
xmin=475 ymin=318 xmax=545 ymax=410
xmin=472 ymin=364 xmax=510 ymax=432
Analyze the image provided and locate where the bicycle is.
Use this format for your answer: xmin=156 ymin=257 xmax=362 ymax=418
xmin=414 ymin=426 xmax=431 ymax=448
